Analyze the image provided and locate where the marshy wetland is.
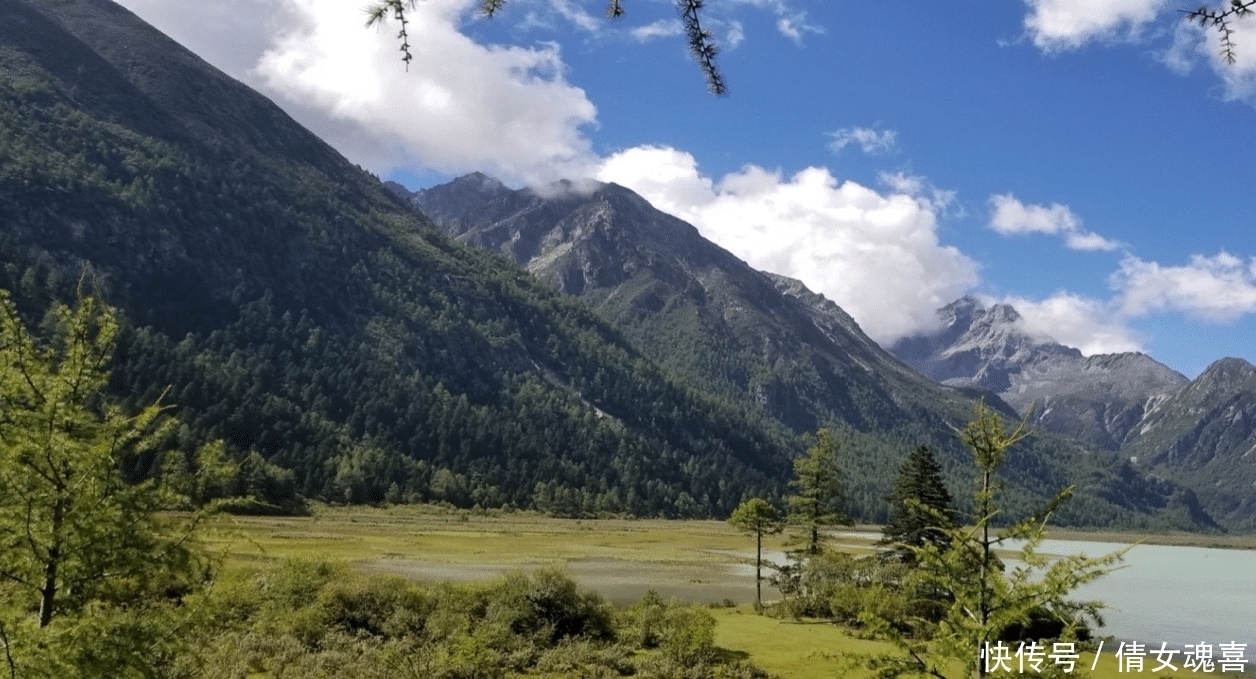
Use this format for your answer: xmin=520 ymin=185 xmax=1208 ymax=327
xmin=204 ymin=505 xmax=1256 ymax=678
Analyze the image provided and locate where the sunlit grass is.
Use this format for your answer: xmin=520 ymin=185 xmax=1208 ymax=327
xmin=203 ymin=505 xmax=1227 ymax=678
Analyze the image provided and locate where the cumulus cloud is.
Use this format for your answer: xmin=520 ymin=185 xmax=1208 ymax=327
xmin=828 ymin=127 xmax=898 ymax=155
xmin=255 ymin=0 xmax=601 ymax=183
xmin=597 ymin=146 xmax=979 ymax=342
xmin=115 ymin=0 xmax=294 ymax=78
xmin=988 ymin=194 xmax=1120 ymax=251
xmin=1003 ymin=293 xmax=1144 ymax=355
xmin=1113 ymin=252 xmax=1256 ymax=321
xmin=1182 ymin=13 xmax=1256 ymax=102
xmin=1024 ymin=0 xmax=1167 ymax=50
xmin=992 ymin=252 xmax=1256 ymax=356
xmin=1020 ymin=0 xmax=1256 ymax=103
xmin=118 ymin=0 xmax=599 ymax=184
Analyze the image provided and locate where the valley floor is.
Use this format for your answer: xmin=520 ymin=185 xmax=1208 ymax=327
xmin=205 ymin=505 xmax=1249 ymax=678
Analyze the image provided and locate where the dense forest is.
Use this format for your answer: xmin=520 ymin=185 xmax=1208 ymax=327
xmin=0 ymin=0 xmax=1222 ymax=531
xmin=0 ymin=0 xmax=807 ymax=519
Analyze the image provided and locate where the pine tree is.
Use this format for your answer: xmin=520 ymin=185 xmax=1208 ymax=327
xmin=786 ymin=428 xmax=850 ymax=557
xmin=0 ymin=284 xmax=207 ymax=675
xmin=728 ymin=497 xmax=783 ymax=606
xmin=880 ymin=445 xmax=957 ymax=562
xmin=861 ymin=404 xmax=1127 ymax=679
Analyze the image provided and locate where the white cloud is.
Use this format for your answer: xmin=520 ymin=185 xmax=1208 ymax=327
xmin=1156 ymin=13 xmax=1256 ymax=101
xmin=631 ymin=19 xmax=683 ymax=42
xmin=117 ymin=0 xmax=599 ymax=185
xmin=828 ymin=126 xmax=898 ymax=155
xmin=994 ymin=251 xmax=1256 ymax=356
xmin=547 ymin=0 xmax=602 ymax=33
xmin=988 ymin=194 xmax=1120 ymax=251
xmin=724 ymin=0 xmax=823 ymax=44
xmin=1021 ymin=0 xmax=1256 ymax=103
xmin=878 ymin=172 xmax=959 ymax=214
xmin=597 ymin=146 xmax=979 ymax=342
xmin=1113 ymin=252 xmax=1256 ymax=321
xmin=114 ymin=0 xmax=293 ymax=78
xmin=1202 ymin=14 xmax=1256 ymax=101
xmin=1024 ymin=0 xmax=1167 ymax=50
xmin=776 ymin=14 xmax=823 ymax=44
xmin=1002 ymin=293 xmax=1144 ymax=355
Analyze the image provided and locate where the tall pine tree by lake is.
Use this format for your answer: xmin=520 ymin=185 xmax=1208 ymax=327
xmin=786 ymin=429 xmax=851 ymax=557
xmin=880 ymin=445 xmax=957 ymax=562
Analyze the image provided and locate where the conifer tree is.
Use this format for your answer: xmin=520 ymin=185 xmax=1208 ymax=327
xmin=0 ymin=283 xmax=207 ymax=675
xmin=880 ymin=445 xmax=957 ymax=563
xmin=728 ymin=497 xmax=783 ymax=606
xmin=861 ymin=404 xmax=1127 ymax=679
xmin=786 ymin=428 xmax=850 ymax=557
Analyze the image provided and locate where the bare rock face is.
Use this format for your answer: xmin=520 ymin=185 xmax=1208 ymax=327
xmin=890 ymin=297 xmax=1188 ymax=450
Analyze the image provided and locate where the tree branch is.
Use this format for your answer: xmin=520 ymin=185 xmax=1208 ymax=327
xmin=365 ymin=0 xmax=727 ymax=94
xmin=1183 ymin=1 xmax=1256 ymax=64
xmin=677 ymin=0 xmax=727 ymax=95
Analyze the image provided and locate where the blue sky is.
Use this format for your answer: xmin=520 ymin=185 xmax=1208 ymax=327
xmin=118 ymin=0 xmax=1256 ymax=377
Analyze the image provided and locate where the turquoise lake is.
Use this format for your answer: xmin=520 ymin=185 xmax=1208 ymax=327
xmin=1034 ymin=539 xmax=1255 ymax=645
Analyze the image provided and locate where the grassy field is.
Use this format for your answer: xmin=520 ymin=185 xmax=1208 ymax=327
xmin=205 ymin=505 xmax=1241 ymax=678
xmin=207 ymin=504 xmax=885 ymax=604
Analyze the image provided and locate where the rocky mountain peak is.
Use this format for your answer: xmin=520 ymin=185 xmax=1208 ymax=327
xmin=1198 ymin=356 xmax=1256 ymax=380
xmin=1183 ymin=357 xmax=1256 ymax=400
xmin=890 ymin=298 xmax=1186 ymax=450
xmin=983 ymin=303 xmax=1022 ymax=326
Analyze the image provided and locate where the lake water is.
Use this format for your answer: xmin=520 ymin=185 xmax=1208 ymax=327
xmin=1030 ymin=539 xmax=1256 ymax=645
xmin=366 ymin=535 xmax=1256 ymax=646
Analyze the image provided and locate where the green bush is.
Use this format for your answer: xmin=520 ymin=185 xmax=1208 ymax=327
xmin=186 ymin=561 xmax=765 ymax=678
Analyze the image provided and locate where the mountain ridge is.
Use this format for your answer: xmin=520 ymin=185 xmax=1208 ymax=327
xmin=892 ymin=295 xmax=1256 ymax=527
xmin=404 ymin=173 xmax=1216 ymax=529
xmin=890 ymin=296 xmax=1188 ymax=450
xmin=1 ymin=0 xmax=805 ymax=518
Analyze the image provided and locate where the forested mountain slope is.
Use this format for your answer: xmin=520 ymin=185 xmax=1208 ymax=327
xmin=401 ymin=174 xmax=1217 ymax=530
xmin=408 ymin=173 xmax=983 ymax=436
xmin=1123 ymin=358 xmax=1256 ymax=528
xmin=0 ymin=0 xmax=800 ymax=517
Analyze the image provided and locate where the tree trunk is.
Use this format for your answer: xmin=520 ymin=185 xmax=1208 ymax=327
xmin=38 ymin=497 xmax=65 ymax=628
xmin=755 ymin=529 xmax=762 ymax=605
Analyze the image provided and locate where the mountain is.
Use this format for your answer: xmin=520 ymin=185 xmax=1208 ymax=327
xmin=1123 ymin=358 xmax=1256 ymax=527
xmin=400 ymin=175 xmax=1216 ymax=530
xmin=407 ymin=173 xmax=988 ymax=434
xmin=0 ymin=0 xmax=803 ymax=517
xmin=0 ymin=0 xmax=1222 ymax=530
xmin=892 ymin=297 xmax=1256 ymax=529
xmin=890 ymin=297 xmax=1188 ymax=450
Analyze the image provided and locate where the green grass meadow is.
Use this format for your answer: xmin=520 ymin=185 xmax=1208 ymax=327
xmin=205 ymin=505 xmax=1232 ymax=678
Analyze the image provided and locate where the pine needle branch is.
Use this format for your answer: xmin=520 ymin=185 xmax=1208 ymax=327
xmin=479 ymin=0 xmax=508 ymax=17
xmin=367 ymin=0 xmax=727 ymax=95
xmin=1182 ymin=0 xmax=1256 ymax=64
xmin=365 ymin=0 xmax=417 ymax=70
xmin=677 ymin=0 xmax=727 ymax=95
